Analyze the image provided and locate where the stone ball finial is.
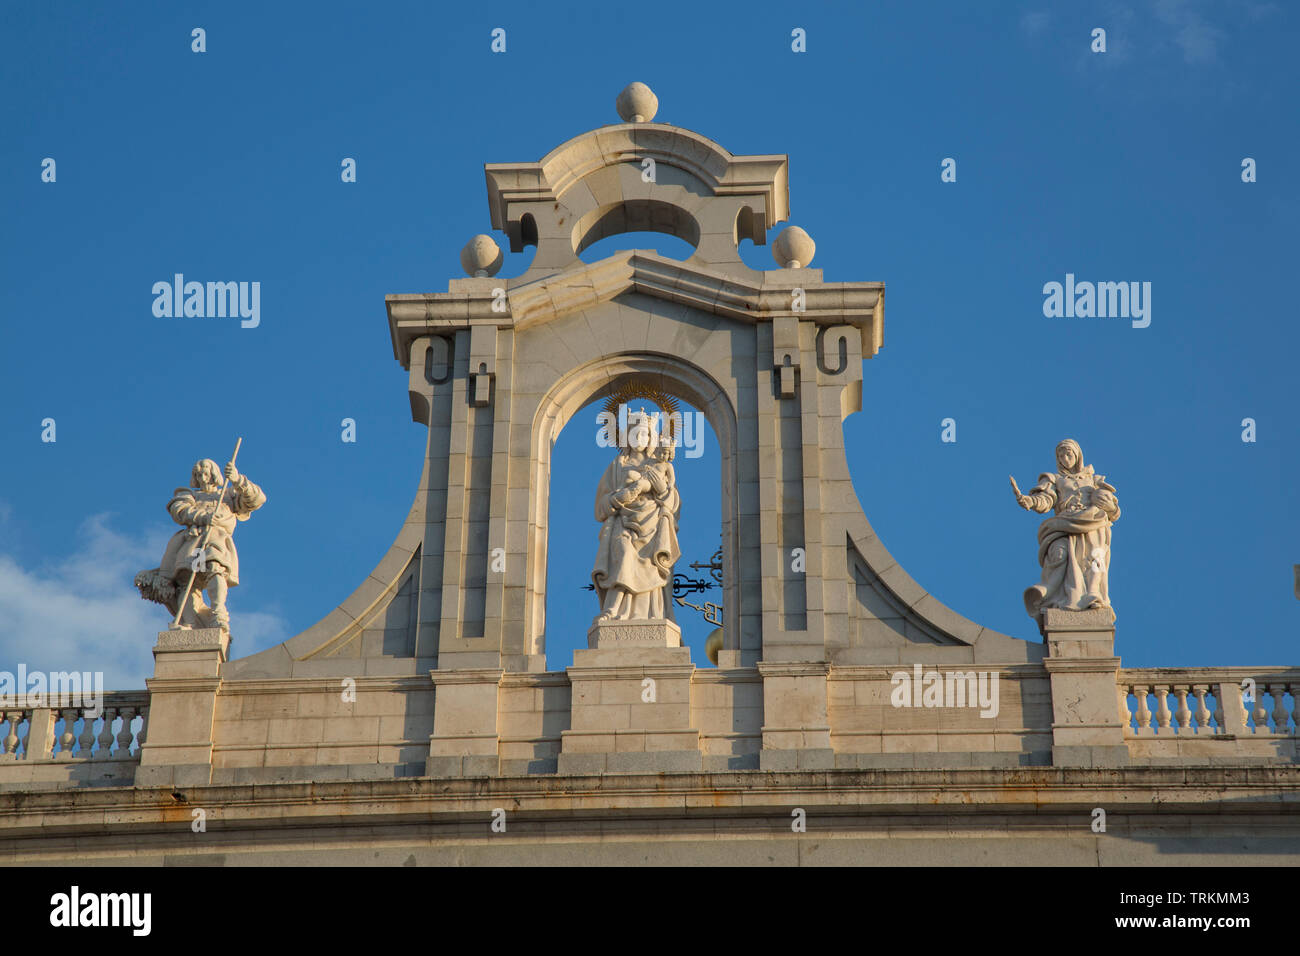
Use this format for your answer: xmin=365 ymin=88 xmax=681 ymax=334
xmin=616 ymin=82 xmax=658 ymax=123
xmin=460 ymin=234 xmax=502 ymax=277
xmin=772 ymin=225 xmax=815 ymax=269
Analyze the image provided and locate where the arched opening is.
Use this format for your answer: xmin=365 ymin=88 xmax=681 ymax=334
xmin=579 ymin=231 xmax=696 ymax=264
xmin=572 ymin=199 xmax=700 ymax=258
xmin=544 ymin=395 xmax=721 ymax=668
xmin=526 ymin=354 xmax=738 ymax=672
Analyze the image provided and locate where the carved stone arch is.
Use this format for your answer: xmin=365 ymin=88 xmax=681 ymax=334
xmin=486 ymin=124 xmax=788 ymax=273
xmin=526 ymin=350 xmax=739 ymax=667
xmin=572 ymin=199 xmax=701 ymax=257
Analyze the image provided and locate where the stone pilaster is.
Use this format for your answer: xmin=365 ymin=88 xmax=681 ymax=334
xmin=757 ymin=660 xmax=834 ymax=770
xmin=1041 ymin=608 xmax=1130 ymax=767
xmin=426 ymin=668 xmax=503 ymax=777
xmin=136 ymin=628 xmax=228 ymax=787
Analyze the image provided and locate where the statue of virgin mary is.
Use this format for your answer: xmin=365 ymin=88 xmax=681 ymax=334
xmin=591 ymin=409 xmax=681 ymax=622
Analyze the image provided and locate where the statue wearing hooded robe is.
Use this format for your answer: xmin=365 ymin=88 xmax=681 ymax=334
xmin=1012 ymin=439 xmax=1119 ymax=618
xmin=135 ymin=458 xmax=266 ymax=630
xmin=591 ymin=410 xmax=681 ymax=622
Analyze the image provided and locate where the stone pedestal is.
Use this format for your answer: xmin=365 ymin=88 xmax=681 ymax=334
xmin=1041 ymin=608 xmax=1130 ymax=767
xmin=586 ymin=617 xmax=681 ymax=649
xmin=557 ymin=638 xmax=702 ymax=774
xmin=136 ymin=628 xmax=228 ymax=787
xmin=757 ymin=661 xmax=835 ymax=770
xmin=426 ymin=668 xmax=504 ymax=777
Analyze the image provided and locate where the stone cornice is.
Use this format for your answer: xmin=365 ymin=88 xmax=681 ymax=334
xmin=387 ymin=251 xmax=884 ymax=367
xmin=427 ymin=669 xmax=504 ymax=686
xmin=757 ymin=661 xmax=831 ymax=678
xmin=827 ymin=663 xmax=1047 ymax=680
xmin=4 ymin=767 xmax=1300 ymax=843
xmin=485 ymin=123 xmax=789 ymax=231
xmin=691 ymin=668 xmax=761 ymax=684
xmin=144 ymin=677 xmax=221 ymax=693
xmin=1044 ymin=658 xmax=1123 ymax=674
xmin=218 ymin=676 xmax=430 ymax=695
xmin=563 ymin=664 xmax=696 ymax=680
xmin=499 ymin=672 xmax=573 ymax=688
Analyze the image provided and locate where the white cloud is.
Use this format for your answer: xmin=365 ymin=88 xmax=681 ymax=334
xmin=1154 ymin=0 xmax=1226 ymax=63
xmin=0 ymin=511 xmax=290 ymax=690
xmin=1020 ymin=10 xmax=1051 ymax=37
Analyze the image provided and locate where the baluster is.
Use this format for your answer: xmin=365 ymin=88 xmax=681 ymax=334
xmin=1252 ymin=688 xmax=1269 ymax=734
xmin=1154 ymin=687 xmax=1172 ymax=733
xmin=1 ymin=712 xmax=17 ymax=757
xmin=1173 ymin=688 xmax=1192 ymax=733
xmin=116 ymin=707 xmax=137 ymax=756
xmin=1290 ymin=686 xmax=1300 ymax=736
xmin=1192 ymin=685 xmax=1212 ymax=734
xmin=1133 ymin=686 xmax=1152 ymax=734
xmin=97 ymin=707 xmax=117 ymax=759
xmin=135 ymin=707 xmax=148 ymax=752
xmin=57 ymin=709 xmax=76 ymax=759
xmin=77 ymin=708 xmax=97 ymax=758
xmin=1271 ymin=684 xmax=1290 ymax=735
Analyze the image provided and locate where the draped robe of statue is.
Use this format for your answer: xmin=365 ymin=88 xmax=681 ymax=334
xmin=135 ymin=459 xmax=267 ymax=628
xmin=591 ymin=446 xmax=681 ymax=621
xmin=1020 ymin=439 xmax=1120 ymax=617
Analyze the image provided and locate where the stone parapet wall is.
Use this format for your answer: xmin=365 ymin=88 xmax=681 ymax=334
xmin=7 ymin=653 xmax=1297 ymax=791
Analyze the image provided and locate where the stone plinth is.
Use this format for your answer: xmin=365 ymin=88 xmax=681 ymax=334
xmin=1041 ymin=608 xmax=1129 ymax=768
xmin=587 ymin=618 xmax=681 ymax=649
xmin=136 ymin=628 xmax=229 ymax=787
xmin=557 ymin=644 xmax=702 ymax=773
xmin=757 ymin=660 xmax=835 ymax=770
xmin=426 ymin=668 xmax=504 ymax=777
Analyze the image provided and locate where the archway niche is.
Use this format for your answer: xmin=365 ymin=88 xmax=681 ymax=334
xmin=542 ymin=392 xmax=721 ymax=668
xmin=527 ymin=352 xmax=739 ymax=670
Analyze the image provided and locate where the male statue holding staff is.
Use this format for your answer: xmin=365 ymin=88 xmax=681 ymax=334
xmin=135 ymin=455 xmax=266 ymax=631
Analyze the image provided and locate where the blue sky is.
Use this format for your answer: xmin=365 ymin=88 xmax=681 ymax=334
xmin=1 ymin=1 xmax=1296 ymax=688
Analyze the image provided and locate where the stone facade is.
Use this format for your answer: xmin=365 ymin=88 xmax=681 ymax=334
xmin=1 ymin=86 xmax=1296 ymax=865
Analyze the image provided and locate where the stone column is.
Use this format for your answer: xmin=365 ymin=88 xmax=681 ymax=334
xmin=426 ymin=668 xmax=503 ymax=777
xmin=136 ymin=628 xmax=228 ymax=787
xmin=1041 ymin=608 xmax=1130 ymax=767
xmin=757 ymin=661 xmax=834 ymax=770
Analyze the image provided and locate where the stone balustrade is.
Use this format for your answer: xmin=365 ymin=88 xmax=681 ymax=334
xmin=1119 ymin=668 xmax=1298 ymax=738
xmin=0 ymin=693 xmax=149 ymax=762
